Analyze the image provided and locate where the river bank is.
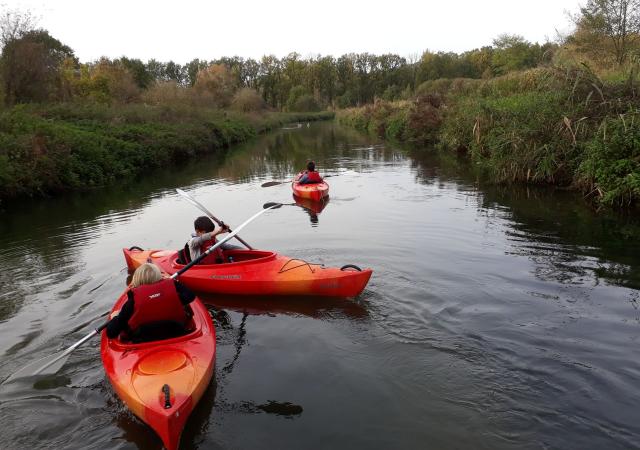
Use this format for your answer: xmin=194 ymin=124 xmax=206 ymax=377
xmin=336 ymin=67 xmax=640 ymax=209
xmin=0 ymin=103 xmax=333 ymax=202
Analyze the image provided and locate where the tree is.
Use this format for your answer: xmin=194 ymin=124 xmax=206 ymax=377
xmin=577 ymin=0 xmax=640 ymax=65
xmin=0 ymin=8 xmax=35 ymax=48
xmin=119 ymin=57 xmax=153 ymax=89
xmin=231 ymin=87 xmax=265 ymax=112
xmin=194 ymin=64 xmax=237 ymax=107
xmin=491 ymin=34 xmax=540 ymax=75
xmin=0 ymin=29 xmax=75 ymax=104
xmin=86 ymin=58 xmax=139 ymax=103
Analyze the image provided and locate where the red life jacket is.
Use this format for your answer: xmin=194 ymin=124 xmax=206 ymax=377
xmin=305 ymin=170 xmax=322 ymax=183
xmin=200 ymin=238 xmax=224 ymax=264
xmin=128 ymin=279 xmax=188 ymax=332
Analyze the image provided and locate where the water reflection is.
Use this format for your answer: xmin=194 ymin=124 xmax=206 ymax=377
xmin=409 ymin=150 xmax=640 ymax=290
xmin=292 ymin=195 xmax=329 ymax=226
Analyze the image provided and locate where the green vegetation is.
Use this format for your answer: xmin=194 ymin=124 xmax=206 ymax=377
xmin=0 ymin=104 xmax=332 ymax=199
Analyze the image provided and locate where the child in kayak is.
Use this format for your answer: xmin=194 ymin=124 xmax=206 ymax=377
xmin=298 ymin=161 xmax=323 ymax=184
xmin=183 ymin=216 xmax=229 ymax=264
xmin=106 ymin=263 xmax=196 ymax=342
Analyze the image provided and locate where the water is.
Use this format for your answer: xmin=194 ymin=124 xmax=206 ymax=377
xmin=1 ymin=122 xmax=639 ymax=450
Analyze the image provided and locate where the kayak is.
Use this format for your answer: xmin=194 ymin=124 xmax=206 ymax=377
xmin=101 ymin=291 xmax=216 ymax=450
xmin=124 ymin=247 xmax=372 ymax=298
xmin=292 ymin=172 xmax=329 ymax=202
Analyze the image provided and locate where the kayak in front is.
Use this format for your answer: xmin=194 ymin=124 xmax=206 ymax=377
xmin=124 ymin=247 xmax=372 ymax=298
xmin=101 ymin=291 xmax=216 ymax=450
xmin=292 ymin=172 xmax=329 ymax=202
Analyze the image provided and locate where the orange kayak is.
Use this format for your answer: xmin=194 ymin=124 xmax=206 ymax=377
xmin=101 ymin=292 xmax=216 ymax=450
xmin=292 ymin=172 xmax=329 ymax=202
xmin=124 ymin=247 xmax=372 ymax=298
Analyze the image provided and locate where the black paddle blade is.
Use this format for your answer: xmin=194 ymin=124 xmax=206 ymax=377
xmin=263 ymin=202 xmax=283 ymax=209
xmin=261 ymin=181 xmax=284 ymax=188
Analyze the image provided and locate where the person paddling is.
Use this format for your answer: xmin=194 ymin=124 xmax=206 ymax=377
xmin=181 ymin=216 xmax=229 ymax=264
xmin=106 ymin=263 xmax=196 ymax=342
xmin=298 ymin=161 xmax=323 ymax=184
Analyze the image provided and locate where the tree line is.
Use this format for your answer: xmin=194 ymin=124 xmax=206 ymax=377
xmin=1 ymin=0 xmax=638 ymax=112
xmin=0 ymin=9 xmax=558 ymax=111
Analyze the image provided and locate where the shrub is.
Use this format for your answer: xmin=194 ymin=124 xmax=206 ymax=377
xmin=578 ymin=114 xmax=640 ymax=206
xmin=231 ymin=88 xmax=265 ymax=112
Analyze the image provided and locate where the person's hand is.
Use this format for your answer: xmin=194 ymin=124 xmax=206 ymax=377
xmin=110 ymin=309 xmax=120 ymax=320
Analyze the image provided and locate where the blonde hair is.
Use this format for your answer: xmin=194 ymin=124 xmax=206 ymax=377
xmin=131 ymin=263 xmax=162 ymax=288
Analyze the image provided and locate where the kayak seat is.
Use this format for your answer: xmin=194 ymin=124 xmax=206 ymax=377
xmin=126 ymin=307 xmax=195 ymax=344
xmin=177 ymin=243 xmax=190 ymax=265
xmin=126 ymin=317 xmax=196 ymax=344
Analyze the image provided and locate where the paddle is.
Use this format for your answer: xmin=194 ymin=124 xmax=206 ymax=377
xmin=176 ymin=188 xmax=253 ymax=250
xmin=2 ymin=204 xmax=281 ymax=385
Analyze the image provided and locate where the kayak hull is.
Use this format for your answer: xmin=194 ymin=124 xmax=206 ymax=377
xmin=101 ymin=292 xmax=215 ymax=450
xmin=292 ymin=172 xmax=329 ymax=202
xmin=124 ymin=248 xmax=372 ymax=298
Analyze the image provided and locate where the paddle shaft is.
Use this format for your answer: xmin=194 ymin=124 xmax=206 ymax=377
xmin=176 ymin=189 xmax=253 ymax=250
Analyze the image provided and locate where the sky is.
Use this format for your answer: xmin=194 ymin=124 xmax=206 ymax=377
xmin=3 ymin=0 xmax=583 ymax=63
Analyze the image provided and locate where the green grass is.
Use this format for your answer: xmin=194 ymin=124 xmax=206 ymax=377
xmin=0 ymin=103 xmax=333 ymax=200
xmin=336 ymin=67 xmax=640 ymax=208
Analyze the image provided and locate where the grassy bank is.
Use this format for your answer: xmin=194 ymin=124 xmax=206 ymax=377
xmin=336 ymin=67 xmax=640 ymax=208
xmin=0 ymin=103 xmax=333 ymax=200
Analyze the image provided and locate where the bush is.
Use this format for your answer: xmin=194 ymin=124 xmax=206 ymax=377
xmin=231 ymin=88 xmax=265 ymax=112
xmin=578 ymin=115 xmax=640 ymax=206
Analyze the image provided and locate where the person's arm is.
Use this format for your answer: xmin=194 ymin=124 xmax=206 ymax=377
xmin=174 ymin=280 xmax=196 ymax=305
xmin=299 ymin=173 xmax=309 ymax=184
xmin=106 ymin=291 xmax=135 ymax=339
xmin=189 ymin=232 xmax=215 ymax=249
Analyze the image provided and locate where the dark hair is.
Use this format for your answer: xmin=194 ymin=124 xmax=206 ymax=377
xmin=307 ymin=161 xmax=316 ymax=171
xmin=194 ymin=216 xmax=215 ymax=233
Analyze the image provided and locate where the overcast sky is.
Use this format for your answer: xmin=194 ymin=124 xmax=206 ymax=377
xmin=4 ymin=0 xmax=582 ymax=63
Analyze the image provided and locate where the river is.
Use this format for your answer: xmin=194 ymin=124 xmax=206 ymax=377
xmin=1 ymin=122 xmax=639 ymax=449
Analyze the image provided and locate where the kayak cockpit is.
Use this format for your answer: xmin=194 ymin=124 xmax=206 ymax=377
xmin=171 ymin=249 xmax=276 ymax=268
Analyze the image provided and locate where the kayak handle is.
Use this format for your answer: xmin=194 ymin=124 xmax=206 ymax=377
xmin=162 ymin=384 xmax=172 ymax=409
xmin=128 ymin=246 xmax=144 ymax=251
xmin=340 ymin=264 xmax=362 ymax=272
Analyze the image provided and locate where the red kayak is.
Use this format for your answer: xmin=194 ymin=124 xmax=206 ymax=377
xmin=101 ymin=291 xmax=216 ymax=450
xmin=124 ymin=247 xmax=372 ymax=298
xmin=292 ymin=172 xmax=329 ymax=202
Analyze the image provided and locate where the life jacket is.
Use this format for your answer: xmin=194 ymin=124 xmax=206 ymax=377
xmin=127 ymin=279 xmax=188 ymax=332
xmin=304 ymin=170 xmax=322 ymax=183
xmin=200 ymin=238 xmax=225 ymax=264
xmin=180 ymin=237 xmax=225 ymax=265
